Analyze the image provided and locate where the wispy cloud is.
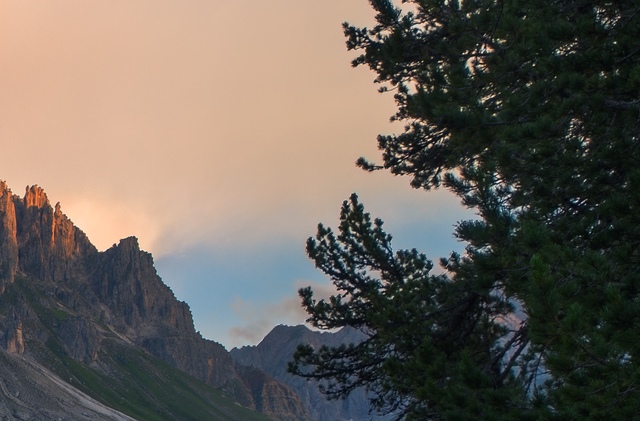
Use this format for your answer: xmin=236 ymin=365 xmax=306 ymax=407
xmin=227 ymin=280 xmax=338 ymax=348
xmin=0 ymin=0 xmax=472 ymax=352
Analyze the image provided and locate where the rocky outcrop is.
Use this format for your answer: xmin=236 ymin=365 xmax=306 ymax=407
xmin=140 ymin=333 xmax=312 ymax=420
xmin=92 ymin=236 xmax=195 ymax=335
xmin=58 ymin=317 xmax=101 ymax=361
xmin=236 ymin=365 xmax=312 ymax=421
xmin=0 ymin=181 xmax=18 ymax=289
xmin=3 ymin=304 xmax=38 ymax=354
xmin=231 ymin=324 xmax=392 ymax=421
xmin=15 ymin=185 xmax=97 ymax=283
xmin=0 ymin=181 xmax=311 ymax=421
xmin=141 ymin=335 xmax=237 ymax=387
xmin=5 ymin=321 xmax=24 ymax=354
xmin=90 ymin=237 xmax=312 ymax=418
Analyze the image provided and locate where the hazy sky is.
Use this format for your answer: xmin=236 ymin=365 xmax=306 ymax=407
xmin=0 ymin=0 xmax=472 ymax=348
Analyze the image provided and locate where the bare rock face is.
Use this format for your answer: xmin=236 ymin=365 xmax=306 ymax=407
xmin=231 ymin=325 xmax=393 ymax=421
xmin=236 ymin=365 xmax=312 ymax=421
xmin=14 ymin=185 xmax=97 ymax=283
xmin=0 ymin=181 xmax=311 ymax=421
xmin=92 ymin=236 xmax=196 ymax=335
xmin=0 ymin=181 xmax=18 ymax=290
xmin=5 ymin=321 xmax=24 ymax=354
xmin=58 ymin=318 xmax=101 ymax=361
xmin=141 ymin=335 xmax=237 ymax=387
xmin=2 ymin=305 xmax=38 ymax=354
xmin=139 ymin=334 xmax=312 ymax=420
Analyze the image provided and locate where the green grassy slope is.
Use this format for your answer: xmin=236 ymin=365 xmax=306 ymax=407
xmin=8 ymin=276 xmax=272 ymax=421
xmin=43 ymin=339 xmax=272 ymax=421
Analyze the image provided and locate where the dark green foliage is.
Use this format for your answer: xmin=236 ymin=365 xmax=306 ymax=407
xmin=291 ymin=196 xmax=532 ymax=420
xmin=291 ymin=1 xmax=640 ymax=420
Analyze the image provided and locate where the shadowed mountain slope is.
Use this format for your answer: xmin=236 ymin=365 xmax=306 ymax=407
xmin=231 ymin=325 xmax=393 ymax=421
xmin=0 ymin=181 xmax=311 ymax=421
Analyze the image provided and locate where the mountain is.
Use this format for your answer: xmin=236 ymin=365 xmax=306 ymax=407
xmin=231 ymin=325 xmax=394 ymax=421
xmin=0 ymin=181 xmax=311 ymax=421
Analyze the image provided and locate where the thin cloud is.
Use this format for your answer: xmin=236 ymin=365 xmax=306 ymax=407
xmin=227 ymin=280 xmax=339 ymax=348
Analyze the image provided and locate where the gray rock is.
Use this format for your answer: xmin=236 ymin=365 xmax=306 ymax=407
xmin=0 ymin=180 xmax=311 ymax=421
xmin=231 ymin=324 xmax=394 ymax=421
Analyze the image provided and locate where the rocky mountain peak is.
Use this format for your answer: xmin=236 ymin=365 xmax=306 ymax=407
xmin=23 ymin=184 xmax=50 ymax=209
xmin=231 ymin=325 xmax=387 ymax=421
xmin=0 ymin=180 xmax=10 ymax=194
xmin=0 ymin=180 xmax=312 ymax=421
xmin=0 ymin=181 xmax=18 ymax=288
xmin=0 ymin=182 xmax=98 ymax=287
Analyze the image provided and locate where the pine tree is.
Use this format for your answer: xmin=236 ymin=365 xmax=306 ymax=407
xmin=289 ymin=1 xmax=640 ymax=420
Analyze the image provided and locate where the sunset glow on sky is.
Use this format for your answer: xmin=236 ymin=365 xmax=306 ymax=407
xmin=0 ymin=0 xmax=472 ymax=348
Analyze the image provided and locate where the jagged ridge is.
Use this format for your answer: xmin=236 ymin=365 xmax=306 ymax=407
xmin=231 ymin=325 xmax=395 ymax=421
xmin=0 ymin=181 xmax=311 ymax=421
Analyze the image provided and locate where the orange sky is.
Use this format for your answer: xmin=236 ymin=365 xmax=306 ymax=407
xmin=0 ymin=0 xmax=472 ymax=348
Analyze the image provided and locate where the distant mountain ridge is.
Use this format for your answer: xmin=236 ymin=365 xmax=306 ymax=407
xmin=0 ymin=181 xmax=311 ymax=421
xmin=231 ymin=325 xmax=393 ymax=421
